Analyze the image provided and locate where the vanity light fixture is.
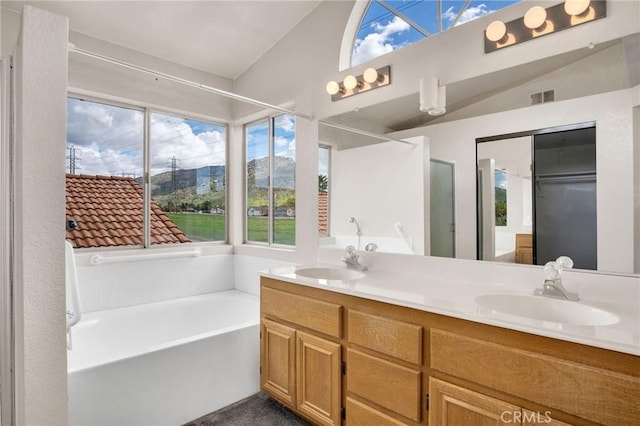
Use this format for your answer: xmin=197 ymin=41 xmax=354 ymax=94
xmin=484 ymin=0 xmax=605 ymax=53
xmin=326 ymin=65 xmax=391 ymax=101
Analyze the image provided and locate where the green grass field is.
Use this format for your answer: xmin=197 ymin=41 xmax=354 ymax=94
xmin=167 ymin=213 xmax=295 ymax=245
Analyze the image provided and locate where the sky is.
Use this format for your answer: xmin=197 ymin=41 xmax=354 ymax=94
xmin=66 ymin=97 xmax=227 ymax=178
xmin=245 ymin=114 xmax=296 ymax=163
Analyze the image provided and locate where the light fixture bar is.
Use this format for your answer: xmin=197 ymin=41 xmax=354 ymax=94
xmin=319 ymin=120 xmax=416 ymax=146
xmin=484 ymin=0 xmax=606 ymax=53
xmin=327 ymin=65 xmax=390 ymax=101
xmin=69 ymin=45 xmax=314 ymax=121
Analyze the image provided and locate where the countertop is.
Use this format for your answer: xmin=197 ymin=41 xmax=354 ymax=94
xmin=260 ymin=263 xmax=640 ymax=356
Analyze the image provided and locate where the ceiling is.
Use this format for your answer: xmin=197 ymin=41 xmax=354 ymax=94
xmin=2 ymin=0 xmax=321 ymax=79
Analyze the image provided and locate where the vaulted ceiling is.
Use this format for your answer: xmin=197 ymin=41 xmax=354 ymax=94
xmin=2 ymin=0 xmax=321 ymax=79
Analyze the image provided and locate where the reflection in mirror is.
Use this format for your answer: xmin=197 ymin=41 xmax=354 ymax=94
xmin=318 ymin=145 xmax=330 ymax=237
xmin=477 ymin=125 xmax=599 ymax=270
xmin=318 ymin=35 xmax=638 ymax=273
xmin=318 ymin=125 xmax=426 ymax=255
xmin=477 ymin=136 xmax=532 ymax=265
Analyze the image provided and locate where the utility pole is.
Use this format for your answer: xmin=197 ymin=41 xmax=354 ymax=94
xmin=169 ymin=156 xmax=180 ymax=212
xmin=170 ymin=156 xmax=179 ymax=193
xmin=66 ymin=146 xmax=81 ymax=174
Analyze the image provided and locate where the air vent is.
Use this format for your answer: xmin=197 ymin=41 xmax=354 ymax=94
xmin=530 ymin=89 xmax=555 ymax=105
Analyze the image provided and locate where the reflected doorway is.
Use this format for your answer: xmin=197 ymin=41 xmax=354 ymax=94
xmin=430 ymin=159 xmax=455 ymax=258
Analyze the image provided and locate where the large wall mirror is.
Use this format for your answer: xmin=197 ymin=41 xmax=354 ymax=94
xmin=318 ymin=34 xmax=639 ymax=275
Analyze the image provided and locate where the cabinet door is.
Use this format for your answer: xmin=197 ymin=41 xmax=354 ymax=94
xmin=261 ymin=319 xmax=296 ymax=407
xmin=297 ymin=331 xmax=342 ymax=426
xmin=429 ymin=377 xmax=520 ymax=426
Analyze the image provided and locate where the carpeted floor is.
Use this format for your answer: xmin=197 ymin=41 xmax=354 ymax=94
xmin=183 ymin=392 xmax=310 ymax=426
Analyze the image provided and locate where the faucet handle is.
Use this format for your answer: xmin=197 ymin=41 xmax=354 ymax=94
xmin=345 ymin=245 xmax=356 ymax=255
xmin=555 ymin=256 xmax=574 ymax=271
xmin=544 ymin=261 xmax=560 ymax=280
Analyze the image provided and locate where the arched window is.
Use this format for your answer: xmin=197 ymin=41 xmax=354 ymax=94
xmin=345 ymin=0 xmax=521 ymax=68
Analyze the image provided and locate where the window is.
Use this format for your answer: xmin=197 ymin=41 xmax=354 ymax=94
xmin=352 ymin=0 xmax=521 ymax=66
xmin=150 ymin=112 xmax=227 ymax=243
xmin=495 ymin=169 xmax=507 ymax=226
xmin=245 ymin=113 xmax=296 ymax=246
xmin=65 ymin=97 xmax=227 ymax=248
xmin=318 ymin=145 xmax=330 ymax=237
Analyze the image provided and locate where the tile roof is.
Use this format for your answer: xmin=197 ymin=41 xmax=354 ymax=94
xmin=66 ymin=174 xmax=190 ymax=248
xmin=318 ymin=191 xmax=328 ymax=236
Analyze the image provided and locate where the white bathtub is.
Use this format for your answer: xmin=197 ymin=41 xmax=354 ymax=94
xmin=67 ymin=290 xmax=260 ymax=426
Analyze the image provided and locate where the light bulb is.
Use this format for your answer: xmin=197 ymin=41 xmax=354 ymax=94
xmin=326 ymin=81 xmax=340 ymax=95
xmin=486 ymin=20 xmax=506 ymax=42
xmin=564 ymin=0 xmax=590 ymax=16
xmin=343 ymin=75 xmax=360 ymax=90
xmin=524 ymin=6 xmax=547 ymax=29
xmin=363 ymin=68 xmax=379 ymax=84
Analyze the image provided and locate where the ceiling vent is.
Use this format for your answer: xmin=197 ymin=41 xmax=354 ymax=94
xmin=530 ymin=89 xmax=555 ymax=105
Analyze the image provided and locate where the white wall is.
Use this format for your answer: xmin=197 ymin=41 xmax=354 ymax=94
xmin=233 ymin=255 xmax=295 ymax=296
xmin=329 ymin=137 xmax=425 ymax=254
xmin=73 ymin=248 xmax=234 ymax=313
xmin=13 ymin=6 xmax=68 ymax=425
xmin=394 ymin=88 xmax=637 ymax=273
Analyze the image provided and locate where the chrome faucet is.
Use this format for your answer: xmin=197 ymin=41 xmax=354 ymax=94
xmin=342 ymin=245 xmax=367 ymax=271
xmin=533 ymin=256 xmax=579 ymax=301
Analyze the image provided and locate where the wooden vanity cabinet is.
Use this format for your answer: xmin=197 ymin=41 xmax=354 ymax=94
xmin=260 ymin=277 xmax=640 ymax=426
xmin=515 ymin=233 xmax=533 ymax=264
xmin=261 ymin=285 xmax=342 ymax=426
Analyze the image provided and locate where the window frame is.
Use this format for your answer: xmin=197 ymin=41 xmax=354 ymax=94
xmin=244 ymin=113 xmax=296 ymax=248
xmin=66 ymin=92 xmax=229 ymax=249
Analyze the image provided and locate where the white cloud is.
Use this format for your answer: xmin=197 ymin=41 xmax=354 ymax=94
xmin=66 ymin=99 xmax=226 ymax=178
xmin=274 ymin=114 xmax=295 ymax=132
xmin=443 ymin=4 xmax=493 ymax=27
xmin=353 ymin=15 xmax=410 ymax=65
xmin=274 ymin=136 xmax=296 ymax=159
xmin=149 ymin=114 xmax=226 ymax=176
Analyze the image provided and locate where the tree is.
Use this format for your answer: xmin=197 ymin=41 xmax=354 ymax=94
xmin=318 ymin=174 xmax=328 ymax=193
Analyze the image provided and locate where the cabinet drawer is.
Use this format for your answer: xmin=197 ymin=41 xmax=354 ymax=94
xmin=348 ymin=310 xmax=422 ymax=365
xmin=431 ymin=330 xmax=640 ymax=426
xmin=347 ymin=349 xmax=421 ymax=422
xmin=262 ymin=287 xmax=342 ymax=338
xmin=346 ymin=397 xmax=408 ymax=426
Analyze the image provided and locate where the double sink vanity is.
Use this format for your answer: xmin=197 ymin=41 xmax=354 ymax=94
xmin=259 ymin=255 xmax=639 ymax=425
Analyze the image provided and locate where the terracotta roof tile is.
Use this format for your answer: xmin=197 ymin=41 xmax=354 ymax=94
xmin=66 ymin=174 xmax=190 ymax=249
xmin=318 ymin=192 xmax=328 ymax=236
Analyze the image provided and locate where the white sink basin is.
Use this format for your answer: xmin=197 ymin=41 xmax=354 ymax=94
xmin=295 ymin=267 xmax=365 ymax=281
xmin=475 ymin=294 xmax=619 ymax=326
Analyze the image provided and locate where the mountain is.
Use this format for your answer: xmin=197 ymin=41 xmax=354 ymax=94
xmin=140 ymin=165 xmax=226 ymax=196
xmin=247 ymin=156 xmax=295 ymax=190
